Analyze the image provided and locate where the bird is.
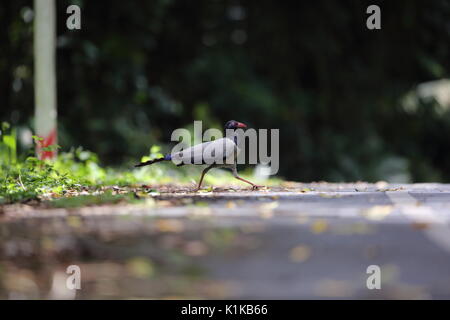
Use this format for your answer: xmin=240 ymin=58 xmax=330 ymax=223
xmin=135 ymin=120 xmax=263 ymax=191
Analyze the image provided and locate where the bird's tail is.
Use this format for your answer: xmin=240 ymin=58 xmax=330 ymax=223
xmin=134 ymin=157 xmax=165 ymax=168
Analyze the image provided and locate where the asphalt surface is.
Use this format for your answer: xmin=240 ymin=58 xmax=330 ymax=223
xmin=1 ymin=183 xmax=450 ymax=299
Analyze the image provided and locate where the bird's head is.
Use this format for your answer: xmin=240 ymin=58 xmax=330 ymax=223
xmin=224 ymin=120 xmax=247 ymax=130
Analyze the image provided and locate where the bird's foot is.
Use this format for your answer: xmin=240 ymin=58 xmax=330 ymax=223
xmin=194 ymin=187 xmax=214 ymax=193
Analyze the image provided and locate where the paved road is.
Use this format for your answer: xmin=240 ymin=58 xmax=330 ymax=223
xmin=1 ymin=183 xmax=450 ymax=299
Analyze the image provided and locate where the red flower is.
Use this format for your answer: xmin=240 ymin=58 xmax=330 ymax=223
xmin=37 ymin=129 xmax=57 ymax=160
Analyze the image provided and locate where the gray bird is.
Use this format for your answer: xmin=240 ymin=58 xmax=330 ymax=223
xmin=135 ymin=120 xmax=262 ymax=191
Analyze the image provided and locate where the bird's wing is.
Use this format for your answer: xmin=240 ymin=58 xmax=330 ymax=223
xmin=171 ymin=140 xmax=212 ymax=164
xmin=171 ymin=138 xmax=236 ymax=165
xmin=203 ymin=137 xmax=237 ymax=164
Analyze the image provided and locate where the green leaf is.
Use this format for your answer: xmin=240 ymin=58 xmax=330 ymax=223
xmin=41 ymin=144 xmax=61 ymax=152
xmin=32 ymin=135 xmax=44 ymax=142
xmin=1 ymin=122 xmax=10 ymax=131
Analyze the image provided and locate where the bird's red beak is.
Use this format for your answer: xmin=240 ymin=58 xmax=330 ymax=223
xmin=236 ymin=122 xmax=247 ymax=128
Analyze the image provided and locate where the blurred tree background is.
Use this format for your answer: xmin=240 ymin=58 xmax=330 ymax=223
xmin=1 ymin=0 xmax=450 ymax=182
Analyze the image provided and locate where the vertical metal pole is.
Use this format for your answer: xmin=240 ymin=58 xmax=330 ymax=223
xmin=34 ymin=0 xmax=57 ymax=160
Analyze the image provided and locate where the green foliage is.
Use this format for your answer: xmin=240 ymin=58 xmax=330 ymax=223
xmin=0 ymin=156 xmax=82 ymax=204
xmin=53 ymin=147 xmax=106 ymax=184
xmin=0 ymin=122 xmax=17 ymax=165
xmin=140 ymin=145 xmax=164 ymax=163
xmin=0 ymin=127 xmax=86 ymax=203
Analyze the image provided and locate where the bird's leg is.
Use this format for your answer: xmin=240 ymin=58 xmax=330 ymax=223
xmin=194 ymin=165 xmax=213 ymax=192
xmin=235 ymin=176 xmax=263 ymax=190
xmin=232 ymin=166 xmax=263 ymax=190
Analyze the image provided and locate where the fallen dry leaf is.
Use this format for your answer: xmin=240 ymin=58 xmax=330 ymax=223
xmin=184 ymin=240 xmax=208 ymax=256
xmin=319 ymin=193 xmax=342 ymax=198
xmin=258 ymin=201 xmax=279 ymax=219
xmin=314 ymin=279 xmax=355 ymax=298
xmin=311 ymin=219 xmax=329 ymax=234
xmin=362 ymin=205 xmax=393 ymax=220
xmin=154 ymin=219 xmax=184 ymax=233
xmin=67 ymin=215 xmax=82 ymax=229
xmin=289 ymin=245 xmax=312 ymax=263
xmin=126 ymin=257 xmax=155 ymax=278
xmin=411 ymin=222 xmax=430 ymax=230
xmin=226 ymin=201 xmax=236 ymax=209
xmin=156 ymin=200 xmax=174 ymax=207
